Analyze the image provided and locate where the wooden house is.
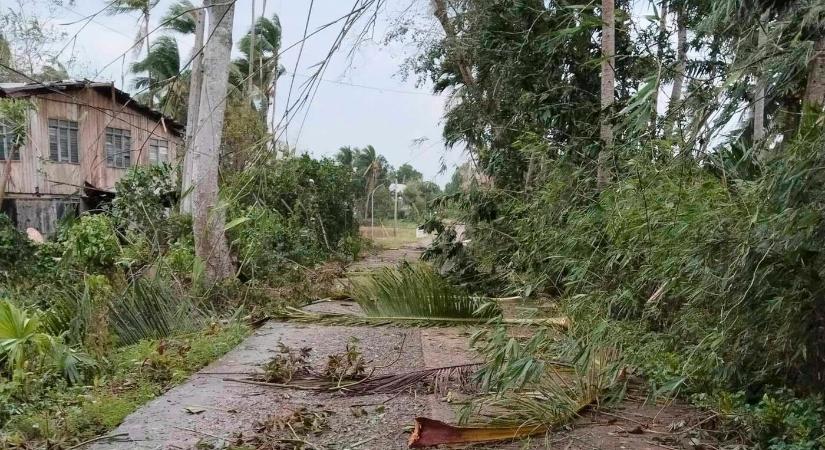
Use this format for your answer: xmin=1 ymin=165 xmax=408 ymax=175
xmin=0 ymin=81 xmax=184 ymax=235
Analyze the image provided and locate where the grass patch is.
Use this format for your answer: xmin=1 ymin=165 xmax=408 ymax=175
xmin=360 ymin=222 xmax=421 ymax=249
xmin=0 ymin=322 xmax=249 ymax=448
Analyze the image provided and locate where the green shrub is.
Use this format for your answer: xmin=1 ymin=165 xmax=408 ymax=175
xmin=0 ymin=214 xmax=34 ymax=278
xmin=62 ymin=215 xmax=120 ymax=270
xmin=110 ymin=164 xmax=177 ymax=247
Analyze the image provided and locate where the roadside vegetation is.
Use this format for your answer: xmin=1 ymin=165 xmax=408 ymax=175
xmin=406 ymin=0 xmax=825 ymax=448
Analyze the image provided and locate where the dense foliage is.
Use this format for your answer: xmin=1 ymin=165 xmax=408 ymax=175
xmin=410 ymin=0 xmax=825 ymax=447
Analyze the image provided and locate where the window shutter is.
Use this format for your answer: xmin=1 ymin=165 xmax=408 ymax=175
xmin=49 ymin=120 xmax=59 ymax=161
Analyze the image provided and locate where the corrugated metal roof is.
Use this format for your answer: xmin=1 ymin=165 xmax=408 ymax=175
xmin=0 ymin=80 xmax=184 ymax=136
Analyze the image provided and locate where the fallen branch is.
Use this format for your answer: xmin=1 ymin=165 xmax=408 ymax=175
xmin=67 ymin=433 xmax=130 ymax=450
xmin=223 ymin=377 xmax=327 ymax=391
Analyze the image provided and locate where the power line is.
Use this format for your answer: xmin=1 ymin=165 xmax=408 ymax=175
xmin=282 ymin=70 xmax=439 ymax=96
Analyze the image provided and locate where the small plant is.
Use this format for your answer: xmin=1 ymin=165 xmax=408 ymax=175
xmin=0 ymin=301 xmax=95 ymax=383
xmin=323 ymin=337 xmax=365 ymax=384
xmin=258 ymin=343 xmax=313 ymax=383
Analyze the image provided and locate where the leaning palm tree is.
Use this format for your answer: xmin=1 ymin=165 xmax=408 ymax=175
xmin=130 ymin=36 xmax=189 ymax=120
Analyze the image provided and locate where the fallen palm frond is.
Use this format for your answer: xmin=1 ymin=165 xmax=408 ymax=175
xmin=345 ymin=362 xmax=481 ymax=395
xmin=269 ymin=307 xmax=569 ymax=329
xmin=224 ymin=362 xmax=483 ymax=395
xmin=110 ymin=278 xmax=205 ymax=345
xmin=408 ymin=417 xmax=549 ymax=448
xmin=349 ymin=263 xmax=499 ymax=319
xmin=419 ymin=346 xmax=624 ymax=448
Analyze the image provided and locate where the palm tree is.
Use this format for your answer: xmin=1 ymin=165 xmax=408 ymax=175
xmin=355 ymin=145 xmax=384 ymax=220
xmin=335 ymin=146 xmax=357 ymax=167
xmin=160 ymin=0 xmax=197 ymax=34
xmin=108 ymin=0 xmax=160 ymax=105
xmin=232 ymin=15 xmax=284 ymax=126
xmin=130 ymin=36 xmax=189 ymax=120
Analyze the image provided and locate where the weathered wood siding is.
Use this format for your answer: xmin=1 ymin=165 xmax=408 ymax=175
xmin=2 ymin=88 xmax=182 ymax=196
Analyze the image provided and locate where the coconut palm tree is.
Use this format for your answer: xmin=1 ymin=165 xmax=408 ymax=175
xmin=160 ymin=0 xmax=197 ymax=34
xmin=355 ymin=145 xmax=385 ymax=220
xmin=108 ymin=0 xmax=160 ymax=105
xmin=232 ymin=15 xmax=284 ymax=125
xmin=130 ymin=36 xmax=189 ymax=120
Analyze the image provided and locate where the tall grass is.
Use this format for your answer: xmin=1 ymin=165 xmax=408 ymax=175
xmin=349 ymin=263 xmax=498 ymax=319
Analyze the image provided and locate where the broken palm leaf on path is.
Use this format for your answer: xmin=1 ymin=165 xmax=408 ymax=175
xmin=411 ymin=347 xmax=625 ymax=448
xmin=408 ymin=417 xmax=549 ymax=448
xmin=349 ymin=262 xmax=499 ymax=319
xmin=345 ymin=362 xmax=482 ymax=395
xmin=223 ymin=362 xmax=483 ymax=395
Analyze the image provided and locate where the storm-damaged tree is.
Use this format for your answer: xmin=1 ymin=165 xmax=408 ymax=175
xmin=188 ymin=0 xmax=236 ymax=282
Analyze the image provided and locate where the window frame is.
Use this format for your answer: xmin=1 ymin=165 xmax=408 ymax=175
xmin=48 ymin=119 xmax=80 ymax=164
xmin=105 ymin=127 xmax=132 ymax=169
xmin=148 ymin=138 xmax=169 ymax=165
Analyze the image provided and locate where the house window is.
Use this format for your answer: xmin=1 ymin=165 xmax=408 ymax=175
xmin=105 ymin=127 xmax=131 ymax=168
xmin=48 ymin=119 xmax=79 ymax=164
xmin=148 ymin=139 xmax=168 ymax=165
xmin=0 ymin=122 xmax=20 ymax=161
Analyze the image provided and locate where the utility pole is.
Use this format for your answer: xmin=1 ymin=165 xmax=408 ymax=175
xmin=393 ymin=178 xmax=399 ymax=237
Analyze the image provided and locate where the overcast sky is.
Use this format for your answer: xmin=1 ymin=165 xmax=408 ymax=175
xmin=33 ymin=0 xmax=465 ymax=186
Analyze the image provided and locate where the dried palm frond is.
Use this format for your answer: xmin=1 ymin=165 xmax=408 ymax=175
xmin=408 ymin=417 xmax=549 ymax=448
xmin=349 ymin=263 xmax=499 ymax=319
xmin=344 ymin=362 xmax=482 ymax=395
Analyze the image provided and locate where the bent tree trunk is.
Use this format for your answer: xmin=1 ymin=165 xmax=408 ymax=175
xmin=432 ymin=0 xmax=475 ymax=87
xmin=181 ymin=6 xmax=206 ymax=215
xmin=190 ymin=0 xmax=236 ymax=283
xmin=597 ymin=0 xmax=615 ymax=189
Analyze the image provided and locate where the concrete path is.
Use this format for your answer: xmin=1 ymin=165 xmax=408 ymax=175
xmin=92 ymin=240 xmax=708 ymax=449
xmin=92 ymin=241 xmax=482 ymax=449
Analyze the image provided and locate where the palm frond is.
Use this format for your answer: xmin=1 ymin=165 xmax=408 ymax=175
xmin=349 ymin=263 xmax=500 ymax=319
xmin=109 ymin=278 xmax=204 ymax=345
xmin=160 ymin=0 xmax=197 ymax=34
xmin=345 ymin=363 xmax=481 ymax=395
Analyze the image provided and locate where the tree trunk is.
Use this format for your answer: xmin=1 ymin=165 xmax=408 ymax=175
xmin=190 ymin=0 xmax=236 ymax=283
xmin=431 ymin=0 xmax=475 ymax=87
xmin=664 ymin=8 xmax=686 ymax=139
xmin=144 ymin=8 xmax=153 ymax=108
xmin=753 ymin=13 xmax=769 ymax=142
xmin=650 ymin=0 xmax=668 ymax=136
xmin=247 ymin=0 xmax=256 ymax=97
xmin=0 ymin=151 xmax=13 ymax=205
xmin=597 ymin=0 xmax=615 ymax=189
xmin=181 ymin=6 xmax=206 ymax=215
xmin=804 ymin=36 xmax=825 ymax=109
xmin=270 ymin=65 xmax=278 ymax=133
